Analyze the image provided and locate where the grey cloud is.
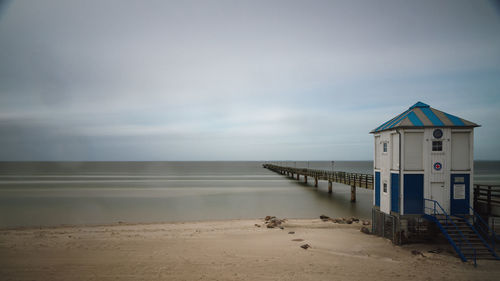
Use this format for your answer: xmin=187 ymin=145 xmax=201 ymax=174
xmin=0 ymin=0 xmax=499 ymax=160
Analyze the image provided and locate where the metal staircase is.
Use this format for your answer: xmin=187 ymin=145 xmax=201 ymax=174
xmin=422 ymin=199 xmax=500 ymax=264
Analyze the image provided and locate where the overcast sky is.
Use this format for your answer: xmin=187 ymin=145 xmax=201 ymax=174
xmin=0 ymin=0 xmax=499 ymax=161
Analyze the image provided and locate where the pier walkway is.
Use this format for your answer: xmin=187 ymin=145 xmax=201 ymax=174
xmin=263 ymin=164 xmax=373 ymax=202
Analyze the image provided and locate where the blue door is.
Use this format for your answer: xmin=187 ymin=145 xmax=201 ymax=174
xmin=375 ymin=172 xmax=380 ymax=207
xmin=450 ymin=174 xmax=470 ymax=215
xmin=404 ymin=174 xmax=424 ymax=214
xmin=391 ymin=173 xmax=400 ymax=213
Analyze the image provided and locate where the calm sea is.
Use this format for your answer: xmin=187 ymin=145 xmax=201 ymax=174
xmin=0 ymin=161 xmax=498 ymax=228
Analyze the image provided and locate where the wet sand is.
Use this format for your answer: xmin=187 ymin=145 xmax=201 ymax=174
xmin=1 ymin=219 xmax=499 ymax=281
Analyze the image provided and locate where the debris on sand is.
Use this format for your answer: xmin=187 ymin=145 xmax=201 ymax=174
xmin=264 ymin=216 xmax=286 ymax=229
xmin=360 ymin=227 xmax=370 ymax=234
xmin=265 ymin=216 xmax=275 ymax=221
xmin=411 ymin=250 xmax=425 ymax=257
xmin=288 ymin=231 xmax=295 ymax=235
xmin=428 ymin=248 xmax=443 ymax=254
xmin=292 ymin=239 xmax=304 ymax=242
xmin=329 ymin=217 xmax=362 ymax=224
xmin=319 ymin=215 xmax=330 ymax=221
xmin=300 ymin=244 xmax=311 ymax=250
xmin=321 ymin=215 xmax=363 ymax=224
xmin=254 ymin=224 xmax=261 ymax=227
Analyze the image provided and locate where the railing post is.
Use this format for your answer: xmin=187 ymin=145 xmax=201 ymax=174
xmin=487 ymin=186 xmax=492 ymax=215
xmin=473 ymin=185 xmax=479 ymax=211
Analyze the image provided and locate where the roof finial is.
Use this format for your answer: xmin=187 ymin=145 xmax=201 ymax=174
xmin=410 ymin=101 xmax=430 ymax=109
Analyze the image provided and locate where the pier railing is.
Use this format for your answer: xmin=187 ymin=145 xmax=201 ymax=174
xmin=474 ymin=184 xmax=500 ymax=234
xmin=474 ymin=184 xmax=500 ymax=212
xmin=262 ymin=164 xmax=373 ymax=202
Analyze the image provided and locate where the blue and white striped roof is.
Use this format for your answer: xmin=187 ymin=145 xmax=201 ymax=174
xmin=371 ymin=102 xmax=479 ymax=133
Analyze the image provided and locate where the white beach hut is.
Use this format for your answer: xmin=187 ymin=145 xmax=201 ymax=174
xmin=371 ymin=101 xmax=479 ymax=216
xmin=370 ymin=102 xmax=483 ymax=245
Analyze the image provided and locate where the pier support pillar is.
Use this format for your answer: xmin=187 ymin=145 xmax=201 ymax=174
xmin=314 ymin=178 xmax=318 ymax=187
xmin=297 ymin=174 xmax=300 ymax=180
xmin=350 ymin=185 xmax=356 ymax=202
xmin=304 ymin=176 xmax=308 ymax=184
xmin=328 ymin=181 xmax=332 ymax=193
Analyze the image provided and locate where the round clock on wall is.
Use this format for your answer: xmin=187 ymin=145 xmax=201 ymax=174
xmin=433 ymin=129 xmax=443 ymax=139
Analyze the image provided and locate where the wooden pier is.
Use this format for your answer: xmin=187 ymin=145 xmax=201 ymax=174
xmin=263 ymin=164 xmax=373 ymax=202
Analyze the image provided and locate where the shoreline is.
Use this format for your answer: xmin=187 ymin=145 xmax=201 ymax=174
xmin=0 ymin=216 xmax=350 ymax=231
xmin=1 ymin=218 xmax=499 ymax=280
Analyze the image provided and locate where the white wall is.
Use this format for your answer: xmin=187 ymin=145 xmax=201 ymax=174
xmin=375 ymin=127 xmax=474 ymax=216
xmin=375 ymin=131 xmax=393 ymax=214
xmin=426 ymin=128 xmax=450 ymax=213
xmin=451 ymin=132 xmax=470 ymax=171
xmin=399 ymin=128 xmax=473 ymax=215
xmin=391 ymin=133 xmax=399 ymax=171
xmin=404 ymin=132 xmax=424 ymax=171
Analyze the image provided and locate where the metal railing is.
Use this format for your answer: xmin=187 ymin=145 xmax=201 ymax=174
xmin=423 ymin=198 xmax=476 ymax=265
xmin=461 ymin=203 xmax=500 ymax=253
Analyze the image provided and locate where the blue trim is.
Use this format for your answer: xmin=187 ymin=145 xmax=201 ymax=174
xmin=420 ymin=107 xmax=444 ymax=126
xmin=403 ymin=174 xmax=424 ymax=214
xmin=409 ymin=101 xmax=429 ymax=109
xmin=375 ymin=172 xmax=380 ymax=207
xmin=390 ymin=173 xmax=400 ymax=213
xmin=444 ymin=113 xmax=465 ymax=126
xmin=406 ymin=111 xmax=424 ymax=126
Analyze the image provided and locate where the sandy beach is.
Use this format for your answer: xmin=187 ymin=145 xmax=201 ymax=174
xmin=1 ymin=218 xmax=499 ymax=281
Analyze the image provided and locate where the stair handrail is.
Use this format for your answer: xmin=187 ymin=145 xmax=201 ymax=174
xmin=460 ymin=212 xmax=499 ymax=261
xmin=423 ymin=198 xmax=476 ymax=264
xmin=463 ymin=203 xmax=500 ymax=249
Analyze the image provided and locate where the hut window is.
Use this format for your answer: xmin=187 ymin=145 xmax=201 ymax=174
xmin=432 ymin=141 xmax=442 ymax=152
xmin=383 ymin=182 xmax=387 ymax=193
xmin=383 ymin=142 xmax=388 ymax=153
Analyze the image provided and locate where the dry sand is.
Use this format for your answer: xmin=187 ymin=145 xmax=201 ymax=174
xmin=1 ymin=218 xmax=499 ymax=281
